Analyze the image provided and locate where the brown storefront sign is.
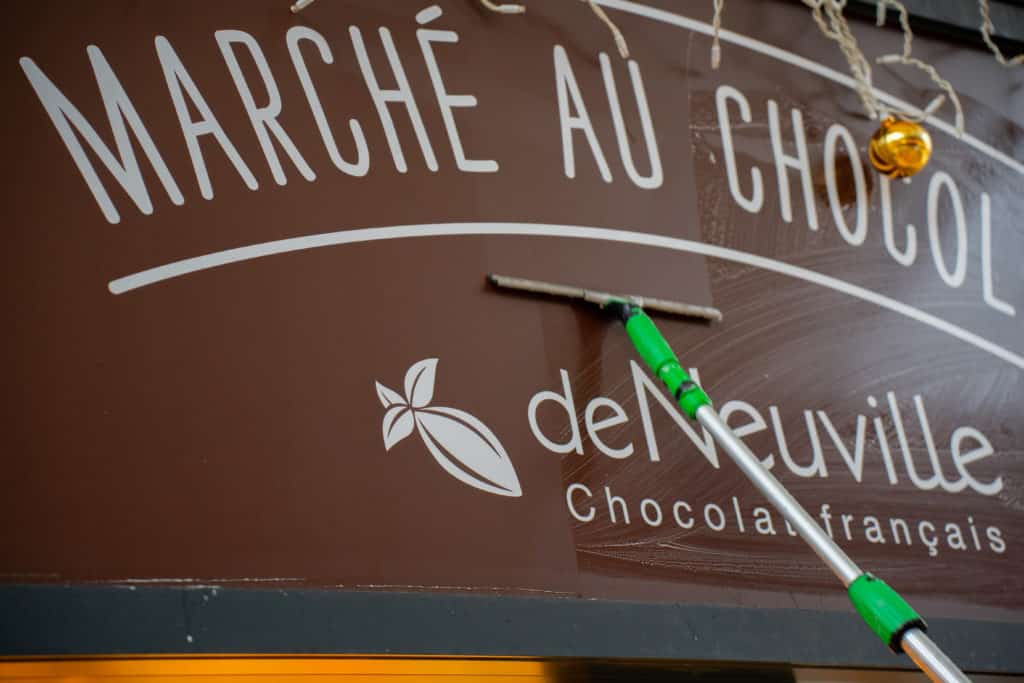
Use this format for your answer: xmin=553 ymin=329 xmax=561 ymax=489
xmin=2 ymin=0 xmax=1022 ymax=630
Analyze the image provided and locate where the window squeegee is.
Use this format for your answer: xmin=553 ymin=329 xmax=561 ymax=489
xmin=487 ymin=273 xmax=969 ymax=683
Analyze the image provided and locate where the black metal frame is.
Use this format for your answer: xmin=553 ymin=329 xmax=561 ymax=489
xmin=2 ymin=585 xmax=1022 ymax=675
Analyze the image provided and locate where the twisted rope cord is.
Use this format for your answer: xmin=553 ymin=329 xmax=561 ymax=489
xmin=480 ymin=0 xmax=628 ymax=58
xmin=979 ymin=0 xmax=1024 ymax=66
xmin=293 ymin=0 xmax=1022 ymax=78
xmin=583 ymin=0 xmax=630 ymax=58
xmin=875 ymin=0 xmax=964 ymax=136
xmin=479 ymin=0 xmax=525 ymax=15
xmin=290 ymin=0 xmax=991 ymax=139
xmin=802 ymin=0 xmax=880 ymax=120
xmin=711 ymin=0 xmax=724 ymax=69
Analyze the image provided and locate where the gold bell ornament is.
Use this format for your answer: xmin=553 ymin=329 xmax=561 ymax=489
xmin=868 ymin=117 xmax=933 ymax=179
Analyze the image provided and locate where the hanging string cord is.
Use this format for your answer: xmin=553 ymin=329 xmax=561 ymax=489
xmin=582 ymin=0 xmax=629 ymax=58
xmin=482 ymin=0 xmax=626 ymax=57
xmin=298 ymin=0 xmax=527 ymax=16
xmin=802 ymin=0 xmax=880 ymax=120
xmin=479 ymin=0 xmax=526 ymax=14
xmin=289 ymin=0 xmax=637 ymax=63
xmin=875 ymin=0 xmax=964 ymax=136
xmin=979 ymin=0 xmax=1024 ymax=66
xmin=710 ymin=0 xmax=724 ymax=69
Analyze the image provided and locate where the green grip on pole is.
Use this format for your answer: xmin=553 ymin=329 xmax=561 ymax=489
xmin=848 ymin=573 xmax=927 ymax=653
xmin=623 ymin=308 xmax=711 ymax=419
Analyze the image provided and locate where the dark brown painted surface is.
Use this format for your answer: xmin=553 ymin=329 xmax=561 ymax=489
xmin=1 ymin=0 xmax=1021 ymax=628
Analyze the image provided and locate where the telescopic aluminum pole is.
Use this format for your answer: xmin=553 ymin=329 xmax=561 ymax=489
xmin=696 ymin=405 xmax=969 ymax=683
xmin=484 ymin=274 xmax=973 ymax=683
xmin=614 ymin=302 xmax=970 ymax=683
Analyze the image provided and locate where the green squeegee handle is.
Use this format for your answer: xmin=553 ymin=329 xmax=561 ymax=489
xmin=608 ymin=302 xmax=711 ymax=419
xmin=605 ymin=301 xmax=966 ymax=683
xmin=849 ymin=573 xmax=927 ymax=652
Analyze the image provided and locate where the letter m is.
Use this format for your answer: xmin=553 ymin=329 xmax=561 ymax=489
xmin=20 ymin=46 xmax=182 ymax=224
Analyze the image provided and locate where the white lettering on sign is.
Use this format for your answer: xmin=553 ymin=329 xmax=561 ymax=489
xmin=713 ymin=83 xmax=1017 ymax=318
xmin=879 ymin=175 xmax=918 ymax=266
xmin=817 ymin=410 xmax=868 ymax=483
xmin=980 ymin=193 xmax=1016 ymax=317
xmin=566 ymin=483 xmax=595 ymax=522
xmin=715 ymin=84 xmax=764 ymax=214
xmin=927 ymin=171 xmax=968 ymax=288
xmin=553 ymin=44 xmax=612 ymax=183
xmin=564 ymin=484 xmax=1009 ymax=557
xmin=598 ymin=52 xmax=662 ymax=189
xmin=772 ymin=407 xmax=828 ymax=479
xmin=14 ymin=24 xmax=1019 ymax=356
xmin=349 ymin=24 xmax=438 ymax=173
xmin=584 ymin=397 xmax=634 ymax=459
xmin=631 ymin=362 xmax=719 ymax=468
xmin=554 ymin=45 xmax=663 ymax=189
xmin=719 ymin=400 xmax=773 ymax=468
xmin=527 ymin=368 xmax=584 ymax=455
xmin=19 ymin=48 xmax=184 ymax=224
xmin=767 ymin=98 xmax=818 ymax=230
xmin=529 ymin=363 xmax=1005 ymax=497
xmin=417 ymin=6 xmax=498 ymax=173
xmin=824 ymin=123 xmax=868 ymax=246
xmin=157 ymin=35 xmax=259 ymax=199
xmin=217 ymin=29 xmax=317 ymax=186
xmin=287 ymin=26 xmax=370 ymax=177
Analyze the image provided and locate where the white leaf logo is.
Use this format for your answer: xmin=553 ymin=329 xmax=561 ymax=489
xmin=382 ymin=405 xmax=414 ymax=450
xmin=403 ymin=358 xmax=437 ymax=408
xmin=374 ymin=359 xmax=522 ymax=498
xmin=376 ymin=382 xmax=405 ymax=409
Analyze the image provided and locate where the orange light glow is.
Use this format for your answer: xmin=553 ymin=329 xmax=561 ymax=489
xmin=0 ymin=656 xmax=552 ymax=682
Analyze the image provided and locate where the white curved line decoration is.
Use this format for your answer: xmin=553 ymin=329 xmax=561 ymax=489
xmin=107 ymin=221 xmax=1024 ymax=371
xmin=102 ymin=6 xmax=1024 ymax=371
